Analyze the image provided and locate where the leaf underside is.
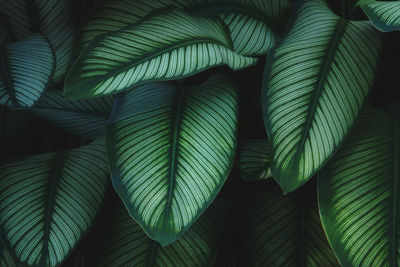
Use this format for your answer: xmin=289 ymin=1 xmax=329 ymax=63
xmin=360 ymin=0 xmax=400 ymax=32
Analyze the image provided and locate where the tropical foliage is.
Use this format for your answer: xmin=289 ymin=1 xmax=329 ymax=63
xmin=0 ymin=0 xmax=399 ymax=266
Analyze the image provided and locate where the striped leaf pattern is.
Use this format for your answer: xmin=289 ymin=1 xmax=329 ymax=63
xmin=0 ymin=139 xmax=109 ymax=266
xmin=359 ymin=0 xmax=400 ymax=32
xmin=65 ymin=8 xmax=256 ymax=100
xmin=239 ymin=139 xmax=272 ymax=182
xmin=79 ymin=0 xmax=291 ymax=56
xmin=0 ymin=0 xmax=75 ymax=81
xmin=318 ymin=105 xmax=400 ymax=266
xmin=32 ymin=91 xmax=114 ymax=140
xmin=106 ymin=75 xmax=237 ymax=245
xmin=0 ymin=232 xmax=19 ymax=267
xmin=243 ymin=181 xmax=339 ymax=266
xmin=262 ymin=0 xmax=382 ymax=193
xmin=0 ymin=34 xmax=55 ymax=109
xmin=94 ymin=197 xmax=227 ymax=266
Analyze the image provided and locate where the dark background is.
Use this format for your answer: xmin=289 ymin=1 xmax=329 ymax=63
xmin=1 ymin=0 xmax=399 ymax=266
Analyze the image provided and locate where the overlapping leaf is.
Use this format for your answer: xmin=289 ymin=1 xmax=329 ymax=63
xmin=239 ymin=139 xmax=272 ymax=181
xmin=318 ymin=105 xmax=400 ymax=266
xmin=65 ymin=8 xmax=256 ymax=100
xmin=79 ymin=0 xmax=292 ymax=56
xmin=243 ymin=181 xmax=339 ymax=266
xmin=94 ymin=196 xmax=228 ymax=266
xmin=0 ymin=0 xmax=75 ymax=81
xmin=106 ymin=75 xmax=237 ymax=245
xmin=0 ymin=34 xmax=55 ymax=109
xmin=262 ymin=0 xmax=382 ymax=193
xmin=359 ymin=0 xmax=400 ymax=32
xmin=32 ymin=91 xmax=114 ymax=140
xmin=0 ymin=138 xmax=109 ymax=266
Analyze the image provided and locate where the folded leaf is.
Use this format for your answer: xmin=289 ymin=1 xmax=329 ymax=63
xmin=359 ymin=0 xmax=400 ymax=32
xmin=65 ymin=9 xmax=256 ymax=100
xmin=0 ymin=34 xmax=55 ymax=109
xmin=243 ymin=181 xmax=339 ymax=266
xmin=79 ymin=0 xmax=291 ymax=56
xmin=94 ymin=196 xmax=228 ymax=266
xmin=239 ymin=139 xmax=272 ymax=181
xmin=32 ymin=91 xmax=114 ymax=140
xmin=0 ymin=0 xmax=76 ymax=81
xmin=262 ymin=0 xmax=382 ymax=193
xmin=318 ymin=105 xmax=400 ymax=266
xmin=106 ymin=75 xmax=237 ymax=245
xmin=0 ymin=138 xmax=109 ymax=266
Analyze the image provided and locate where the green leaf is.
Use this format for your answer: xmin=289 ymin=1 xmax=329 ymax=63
xmin=79 ymin=0 xmax=292 ymax=56
xmin=243 ymin=181 xmax=339 ymax=266
xmin=0 ymin=34 xmax=55 ymax=109
xmin=0 ymin=231 xmax=20 ymax=267
xmin=318 ymin=105 xmax=400 ymax=266
xmin=0 ymin=0 xmax=76 ymax=81
xmin=65 ymin=8 xmax=257 ymax=100
xmin=239 ymin=139 xmax=272 ymax=181
xmin=106 ymin=75 xmax=237 ymax=245
xmin=94 ymin=196 xmax=228 ymax=266
xmin=262 ymin=0 xmax=382 ymax=193
xmin=359 ymin=0 xmax=400 ymax=32
xmin=32 ymin=91 xmax=114 ymax=140
xmin=0 ymin=138 xmax=109 ymax=266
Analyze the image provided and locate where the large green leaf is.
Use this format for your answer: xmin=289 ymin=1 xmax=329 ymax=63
xmin=93 ymin=196 xmax=228 ymax=266
xmin=106 ymin=75 xmax=237 ymax=245
xmin=79 ymin=0 xmax=292 ymax=56
xmin=358 ymin=0 xmax=400 ymax=32
xmin=0 ymin=231 xmax=20 ymax=267
xmin=239 ymin=139 xmax=272 ymax=182
xmin=32 ymin=91 xmax=114 ymax=140
xmin=318 ymin=105 xmax=400 ymax=266
xmin=0 ymin=34 xmax=55 ymax=109
xmin=262 ymin=0 xmax=382 ymax=193
xmin=0 ymin=0 xmax=75 ymax=81
xmin=243 ymin=181 xmax=339 ymax=266
xmin=0 ymin=138 xmax=109 ymax=266
xmin=65 ymin=8 xmax=256 ymax=100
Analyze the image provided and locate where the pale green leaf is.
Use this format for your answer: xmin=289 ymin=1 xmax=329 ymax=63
xmin=318 ymin=105 xmax=400 ymax=266
xmin=262 ymin=0 xmax=382 ymax=193
xmin=0 ymin=34 xmax=55 ymax=109
xmin=65 ymin=9 xmax=257 ymax=100
xmin=0 ymin=139 xmax=109 ymax=266
xmin=243 ymin=181 xmax=339 ymax=266
xmin=359 ymin=0 xmax=400 ymax=32
xmin=32 ymin=91 xmax=114 ymax=140
xmin=106 ymin=75 xmax=237 ymax=245
xmin=0 ymin=0 xmax=76 ymax=81
xmin=239 ymin=139 xmax=272 ymax=182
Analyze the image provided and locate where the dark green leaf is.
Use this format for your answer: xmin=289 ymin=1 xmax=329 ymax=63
xmin=32 ymin=91 xmax=114 ymax=140
xmin=94 ymin=196 xmax=228 ymax=266
xmin=106 ymin=75 xmax=237 ymax=245
xmin=239 ymin=139 xmax=272 ymax=181
xmin=0 ymin=138 xmax=109 ymax=266
xmin=0 ymin=34 xmax=55 ymax=109
xmin=262 ymin=0 xmax=382 ymax=193
xmin=244 ymin=181 xmax=339 ymax=266
xmin=318 ymin=105 xmax=400 ymax=266
xmin=0 ymin=0 xmax=76 ymax=81
xmin=359 ymin=0 xmax=400 ymax=32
